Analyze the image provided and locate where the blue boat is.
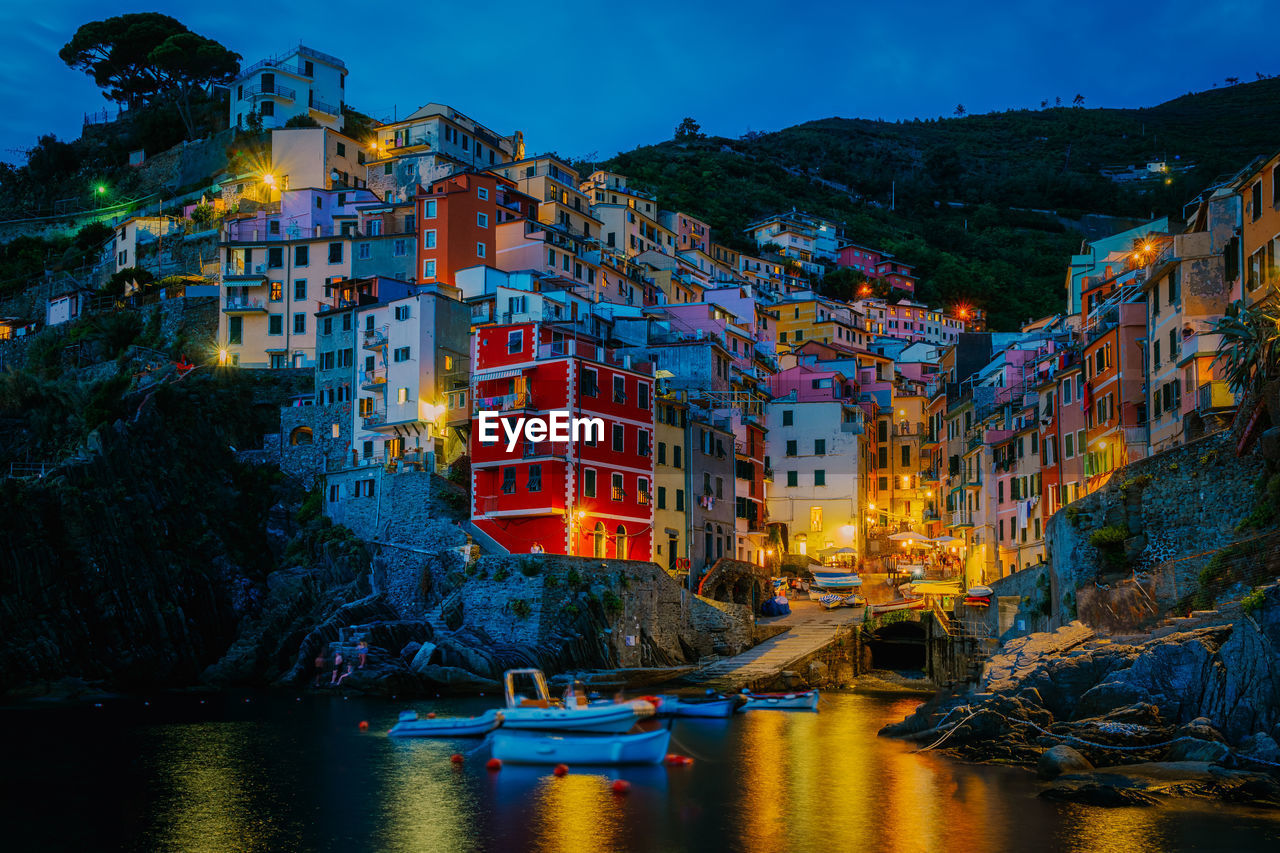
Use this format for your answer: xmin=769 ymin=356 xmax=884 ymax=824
xmin=740 ymin=688 xmax=820 ymax=711
xmin=654 ymin=692 xmax=746 ymax=718
xmin=491 ymin=727 xmax=671 ymax=765
xmin=388 ymin=709 xmax=503 ymax=737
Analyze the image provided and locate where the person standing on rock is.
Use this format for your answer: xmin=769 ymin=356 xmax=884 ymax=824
xmin=314 ymin=652 xmax=328 ymax=687
xmin=357 ymin=641 xmax=368 ymax=669
xmin=331 ymin=651 xmax=345 ymax=685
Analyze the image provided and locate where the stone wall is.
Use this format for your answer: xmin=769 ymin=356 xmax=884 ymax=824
xmin=984 ymin=562 xmax=1053 ymax=639
xmin=459 ymin=554 xmax=756 ymax=666
xmin=1045 ymin=431 xmax=1259 ymax=627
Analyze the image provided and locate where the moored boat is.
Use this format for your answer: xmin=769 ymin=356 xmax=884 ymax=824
xmin=740 ymin=688 xmax=820 ymax=711
xmin=967 ymin=585 xmax=994 ymax=598
xmin=490 ymin=727 xmax=671 ymax=765
xmin=388 ymin=709 xmax=503 ymax=737
xmin=654 ymin=692 xmax=746 ymax=718
xmin=501 ymin=668 xmax=654 ymax=733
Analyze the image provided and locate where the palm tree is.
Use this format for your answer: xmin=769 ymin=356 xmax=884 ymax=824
xmin=1211 ymin=293 xmax=1280 ymax=395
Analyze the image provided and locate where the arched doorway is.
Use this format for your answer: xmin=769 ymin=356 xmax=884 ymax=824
xmin=593 ymin=522 xmax=606 ymax=558
xmin=289 ymin=426 xmax=313 ymax=445
xmin=616 ymin=525 xmax=627 ymax=560
xmin=795 ymin=533 xmax=807 ymax=556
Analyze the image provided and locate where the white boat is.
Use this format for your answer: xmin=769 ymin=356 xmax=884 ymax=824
xmin=654 ymin=693 xmax=746 ymax=718
xmin=501 ymin=669 xmax=654 ymax=733
xmin=811 ymin=572 xmax=862 ymax=587
xmin=817 ymin=593 xmax=865 ymax=610
xmin=868 ymin=596 xmax=925 ymax=615
xmin=967 ymin=585 xmax=994 ymax=598
xmin=388 ymin=709 xmax=502 ymax=737
xmin=740 ymin=689 xmax=820 ymax=711
xmin=490 ymin=727 xmax=671 ymax=765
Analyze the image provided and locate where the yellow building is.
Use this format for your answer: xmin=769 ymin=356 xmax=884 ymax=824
xmin=774 ymin=297 xmax=859 ymax=350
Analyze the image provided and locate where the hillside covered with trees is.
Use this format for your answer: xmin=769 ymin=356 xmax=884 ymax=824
xmin=597 ymin=77 xmax=1280 ymax=329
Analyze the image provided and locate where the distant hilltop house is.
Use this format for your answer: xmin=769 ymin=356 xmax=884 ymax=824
xmin=1099 ymin=159 xmax=1197 ymax=185
xmin=229 ymin=44 xmax=347 ymax=131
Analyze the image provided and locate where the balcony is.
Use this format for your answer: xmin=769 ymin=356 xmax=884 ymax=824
xmin=223 ymin=263 xmax=268 ymax=280
xmin=840 ymin=420 xmax=864 ymax=433
xmin=361 ymin=367 xmax=386 ymax=389
xmin=362 ymin=411 xmax=385 ymax=429
xmin=611 ymin=486 xmax=625 ymax=501
xmin=362 ymin=327 xmax=387 ymax=349
xmin=949 ymin=510 xmax=973 ymax=528
xmin=1177 ymin=332 xmax=1223 ymax=368
xmin=309 ymin=95 xmax=340 ymax=117
xmin=637 ymin=491 xmax=651 ymax=506
xmin=224 ymin=297 xmax=267 ymax=313
xmin=243 ymin=83 xmax=296 ymax=102
xmin=474 ymin=392 xmax=538 ymax=413
xmin=1197 ymin=381 xmax=1235 ymax=412
xmin=923 ymin=508 xmax=941 ymax=522
xmin=522 ymin=440 xmax=569 ymax=459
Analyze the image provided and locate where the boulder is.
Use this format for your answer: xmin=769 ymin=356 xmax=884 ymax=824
xmin=1166 ymin=738 xmax=1230 ymax=763
xmin=1038 ymin=745 xmax=1093 ymax=780
xmin=806 ymin=660 xmax=829 ymax=686
xmin=1237 ymin=732 xmax=1280 ymax=764
xmin=409 ymin=642 xmax=438 ymax=673
xmin=1075 ymin=680 xmax=1147 ymax=718
xmin=401 ymin=641 xmax=422 ymax=661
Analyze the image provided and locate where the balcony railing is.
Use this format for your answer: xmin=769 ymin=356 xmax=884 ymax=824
xmin=362 ymin=411 xmax=385 ymax=428
xmin=309 ymin=96 xmax=340 ymax=116
xmin=362 ymin=327 xmax=387 ymax=349
xmin=637 ymin=491 xmax=650 ymax=506
xmin=224 ymin=297 xmax=267 ymax=311
xmin=243 ymin=83 xmax=296 ymax=101
xmin=362 ymin=367 xmax=386 ymax=388
xmin=611 ymin=487 xmax=625 ymax=501
xmin=522 ymin=440 xmax=569 ymax=458
xmin=1197 ymin=381 xmax=1235 ymax=412
xmin=223 ymin=262 xmax=267 ymax=278
xmin=949 ymin=510 xmax=973 ymax=527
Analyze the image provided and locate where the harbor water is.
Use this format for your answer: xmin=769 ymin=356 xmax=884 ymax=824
xmin=5 ymin=690 xmax=1279 ymax=852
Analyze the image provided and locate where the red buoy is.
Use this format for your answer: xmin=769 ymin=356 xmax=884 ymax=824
xmin=358 ymin=720 xmax=369 ymax=731
xmin=553 ymin=763 xmax=569 ymax=777
xmin=486 ymin=758 xmax=503 ymax=771
xmin=450 ymin=753 xmax=464 ymax=764
xmin=611 ymin=779 xmax=631 ymax=794
xmin=427 ymin=712 xmax=437 ymax=719
xmin=665 ymin=753 xmax=680 ymax=764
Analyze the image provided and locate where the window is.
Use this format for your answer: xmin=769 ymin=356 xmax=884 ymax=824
xmin=397 ymin=387 xmax=409 ymax=404
xmin=477 ymin=242 xmax=487 ymax=258
xmin=658 ymin=442 xmax=666 ymax=465
xmin=423 ymin=260 xmax=437 ymax=279
xmin=786 ymin=440 xmax=797 ymax=456
xmin=293 ymin=313 xmax=306 ymax=334
xmin=327 ymin=243 xmax=343 ymax=263
xmin=393 ymin=239 xmax=407 ymax=257
xmin=501 ymin=467 xmax=517 ymax=494
xmin=294 ymin=280 xmax=306 ymax=300
xmin=322 ymin=317 xmax=332 ymax=336
xmin=612 ymin=424 xmax=624 ymax=451
xmin=612 ymin=473 xmax=624 ymax=501
xmin=358 ymin=243 xmax=370 ymax=260
xmin=1064 ymin=433 xmax=1074 ymax=459
xmin=637 ymin=477 xmax=650 ymax=504
xmin=506 ymin=330 xmax=522 ymax=354
xmin=782 ymin=409 xmax=793 ymax=426
xmin=638 ymin=383 xmax=649 ymax=410
xmin=527 ymin=465 xmax=542 ymax=492
xmin=582 ymin=468 xmax=596 ymax=498
xmin=268 ymin=314 xmax=283 ymax=335
xmin=810 ymin=506 xmax=823 ymax=531
xmin=582 ymin=368 xmax=598 ymax=397
xmin=813 ymin=439 xmax=826 ymax=455
xmin=613 ymin=375 xmax=626 ymax=403
xmin=673 ymin=446 xmax=682 ymax=469
xmin=269 ymin=281 xmax=283 ymax=302
xmin=228 ymin=316 xmax=243 ymax=345
xmin=393 ymin=346 xmax=411 ymax=362
xmin=292 ymin=245 xmax=309 ymax=266
xmin=476 ymin=187 xmax=489 ymax=201
xmin=423 ymin=199 xmax=437 ymax=218
xmin=423 ymin=229 xmax=437 ymax=249
xmin=901 ymin=445 xmax=910 ymax=466
xmin=814 ymin=470 xmax=826 ymax=487
xmin=786 ymin=470 xmax=798 ymax=487
xmin=477 ymin=213 xmax=488 ymax=228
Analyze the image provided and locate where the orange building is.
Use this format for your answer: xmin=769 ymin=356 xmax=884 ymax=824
xmin=417 ymin=173 xmax=535 ymax=285
xmin=1237 ymin=150 xmax=1280 ymax=306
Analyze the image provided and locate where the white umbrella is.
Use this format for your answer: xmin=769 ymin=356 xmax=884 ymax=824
xmin=888 ymin=531 xmax=930 ymax=542
xmin=930 ymin=535 xmax=961 ymax=544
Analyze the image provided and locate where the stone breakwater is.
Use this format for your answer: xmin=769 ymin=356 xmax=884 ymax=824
xmin=881 ymin=584 xmax=1280 ymax=807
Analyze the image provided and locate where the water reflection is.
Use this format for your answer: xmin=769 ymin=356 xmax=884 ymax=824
xmin=379 ymin=739 xmax=478 ymax=852
xmin=7 ymin=692 xmax=1280 ymax=853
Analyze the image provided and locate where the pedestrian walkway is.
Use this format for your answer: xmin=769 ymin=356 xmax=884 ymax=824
xmin=687 ymin=599 xmax=864 ymax=690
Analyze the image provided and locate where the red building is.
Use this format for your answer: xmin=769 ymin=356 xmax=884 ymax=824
xmin=470 ymin=322 xmax=656 ymax=559
xmin=837 ymin=243 xmax=917 ymax=293
xmin=417 ymin=173 xmax=534 ymax=285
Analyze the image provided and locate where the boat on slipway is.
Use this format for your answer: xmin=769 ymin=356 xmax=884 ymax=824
xmin=868 ymin=596 xmax=925 ymax=615
xmin=490 ymin=727 xmax=671 ymax=765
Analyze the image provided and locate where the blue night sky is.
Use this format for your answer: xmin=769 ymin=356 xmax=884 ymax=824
xmin=0 ymin=0 xmax=1269 ymax=164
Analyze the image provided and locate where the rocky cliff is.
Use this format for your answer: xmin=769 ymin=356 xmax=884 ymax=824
xmin=882 ymin=583 xmax=1280 ymax=805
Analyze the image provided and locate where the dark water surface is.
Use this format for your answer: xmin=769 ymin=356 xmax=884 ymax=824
xmin=5 ymin=690 xmax=1279 ymax=852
